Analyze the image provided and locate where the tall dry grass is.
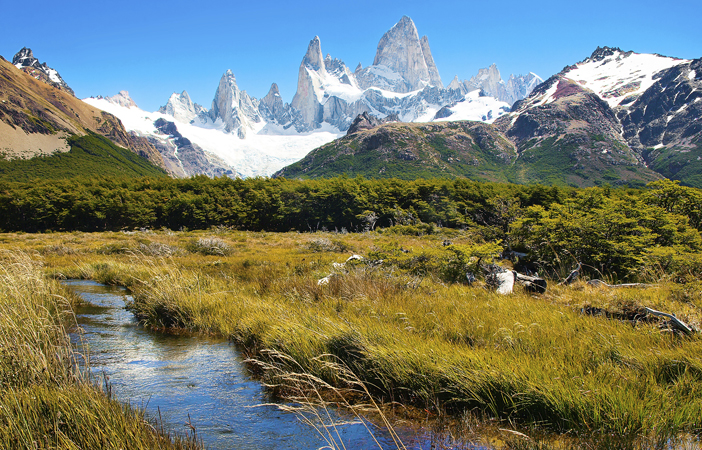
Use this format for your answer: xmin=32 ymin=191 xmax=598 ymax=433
xmin=6 ymin=230 xmax=702 ymax=446
xmin=0 ymin=250 xmax=200 ymax=449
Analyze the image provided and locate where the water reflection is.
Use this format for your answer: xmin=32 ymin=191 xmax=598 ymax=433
xmin=66 ymin=280 xmax=448 ymax=450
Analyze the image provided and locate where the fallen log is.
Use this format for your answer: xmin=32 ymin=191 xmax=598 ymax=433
xmin=645 ymin=307 xmax=695 ymax=335
xmin=587 ymin=279 xmax=656 ymax=288
xmin=515 ymin=273 xmax=548 ymax=294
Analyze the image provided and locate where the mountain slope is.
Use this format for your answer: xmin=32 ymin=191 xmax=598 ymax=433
xmin=494 ymin=77 xmax=661 ymax=186
xmin=0 ymin=132 xmax=167 ymax=182
xmin=0 ymin=55 xmax=167 ymax=174
xmin=275 ymin=114 xmax=517 ymax=181
xmin=493 ymin=47 xmax=701 ymax=187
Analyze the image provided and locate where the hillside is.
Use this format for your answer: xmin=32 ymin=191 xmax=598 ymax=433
xmin=275 ymin=116 xmax=518 ymax=181
xmin=0 ymin=55 xmax=167 ymax=178
xmin=275 ymin=112 xmax=661 ymax=186
xmin=0 ymin=132 xmax=167 ymax=182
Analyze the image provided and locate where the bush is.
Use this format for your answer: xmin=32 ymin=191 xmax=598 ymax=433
xmin=304 ymin=237 xmax=350 ymax=253
xmin=186 ymin=237 xmax=232 ymax=256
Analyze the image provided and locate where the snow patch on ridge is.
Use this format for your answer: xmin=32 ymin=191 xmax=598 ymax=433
xmin=565 ymin=51 xmax=689 ymax=108
xmin=433 ymin=91 xmax=510 ymax=124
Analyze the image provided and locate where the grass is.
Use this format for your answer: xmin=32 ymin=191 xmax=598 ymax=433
xmin=0 ymin=250 xmax=200 ymax=449
xmin=2 ymin=229 xmax=702 ymax=448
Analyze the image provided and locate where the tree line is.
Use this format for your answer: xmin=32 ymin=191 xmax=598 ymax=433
xmin=2 ymin=176 xmax=701 ymax=280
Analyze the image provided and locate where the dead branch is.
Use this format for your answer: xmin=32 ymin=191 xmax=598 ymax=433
xmin=645 ymin=307 xmax=695 ymax=335
xmin=559 ymin=263 xmax=581 ymax=286
xmin=587 ymin=279 xmax=657 ymax=288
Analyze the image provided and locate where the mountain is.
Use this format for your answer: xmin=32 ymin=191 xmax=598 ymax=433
xmin=288 ymin=16 xmax=522 ymax=131
xmin=12 ymin=47 xmax=75 ymax=97
xmin=0 ymin=54 xmax=166 ymax=179
xmin=495 ymin=46 xmax=702 ymax=186
xmin=83 ymin=92 xmax=341 ymax=178
xmin=278 ymin=47 xmax=702 ymax=188
xmin=80 ymin=16 xmax=540 ymax=178
xmin=158 ymin=91 xmax=207 ymax=124
xmin=275 ymin=113 xmax=517 ymax=181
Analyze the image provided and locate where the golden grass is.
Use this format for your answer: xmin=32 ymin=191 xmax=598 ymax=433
xmin=0 ymin=250 xmax=200 ymax=449
xmin=2 ymin=229 xmax=702 ymax=446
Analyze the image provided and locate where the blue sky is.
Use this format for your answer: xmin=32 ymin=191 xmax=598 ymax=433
xmin=3 ymin=0 xmax=700 ymax=112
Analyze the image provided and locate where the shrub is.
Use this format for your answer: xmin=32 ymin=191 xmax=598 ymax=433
xmin=186 ymin=237 xmax=232 ymax=256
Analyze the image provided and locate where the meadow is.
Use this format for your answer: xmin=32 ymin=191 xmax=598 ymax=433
xmin=2 ymin=226 xmax=701 ymax=449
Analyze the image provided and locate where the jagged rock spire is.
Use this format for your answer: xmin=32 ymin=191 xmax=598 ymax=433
xmin=210 ymin=69 xmax=261 ymax=138
xmin=291 ymin=36 xmax=327 ymax=128
xmin=420 ymin=36 xmax=443 ymax=88
xmin=372 ymin=16 xmax=432 ymax=92
xmin=302 ymin=36 xmax=325 ymax=72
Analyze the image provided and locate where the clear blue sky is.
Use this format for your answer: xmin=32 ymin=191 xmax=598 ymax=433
xmin=3 ymin=0 xmax=700 ymax=112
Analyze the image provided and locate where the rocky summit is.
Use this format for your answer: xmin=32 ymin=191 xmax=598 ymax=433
xmin=493 ymin=47 xmax=702 ymax=186
xmin=12 ymin=47 xmax=75 ymax=96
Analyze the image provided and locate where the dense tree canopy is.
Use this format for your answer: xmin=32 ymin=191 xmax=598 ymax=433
xmin=1 ymin=176 xmax=700 ymax=281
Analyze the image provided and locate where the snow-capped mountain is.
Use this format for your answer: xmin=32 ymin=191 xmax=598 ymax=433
xmin=158 ymin=91 xmax=207 ymax=124
xmin=493 ymin=46 xmax=702 ymax=186
xmin=83 ymin=16 xmax=541 ymax=178
xmin=446 ymin=65 xmax=543 ymax=107
xmin=12 ymin=47 xmax=75 ymax=96
xmin=83 ymin=92 xmax=342 ymax=178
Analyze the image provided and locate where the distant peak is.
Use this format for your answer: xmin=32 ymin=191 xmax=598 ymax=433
xmin=267 ymin=83 xmax=280 ymax=95
xmin=302 ymin=36 xmax=324 ymax=71
xmin=106 ymin=90 xmax=138 ymax=108
xmin=12 ymin=47 xmax=33 ymax=64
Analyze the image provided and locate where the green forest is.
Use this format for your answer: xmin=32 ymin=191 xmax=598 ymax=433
xmin=2 ymin=175 xmax=702 ymax=281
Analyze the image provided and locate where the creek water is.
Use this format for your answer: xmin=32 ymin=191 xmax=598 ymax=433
xmin=66 ymin=280 xmax=465 ymax=450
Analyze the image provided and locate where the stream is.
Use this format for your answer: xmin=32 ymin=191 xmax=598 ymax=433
xmin=66 ymin=280 xmax=465 ymax=450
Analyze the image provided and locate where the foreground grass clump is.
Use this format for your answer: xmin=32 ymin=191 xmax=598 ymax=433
xmin=5 ymin=229 xmax=702 ymax=445
xmin=0 ymin=250 xmax=199 ymax=449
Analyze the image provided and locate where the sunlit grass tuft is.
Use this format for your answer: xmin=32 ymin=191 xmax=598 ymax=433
xmin=0 ymin=250 xmax=201 ymax=449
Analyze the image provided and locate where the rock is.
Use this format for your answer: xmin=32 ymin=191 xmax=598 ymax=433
xmin=104 ymin=90 xmax=138 ymax=108
xmin=371 ymin=16 xmax=433 ymax=92
xmin=291 ymin=36 xmax=326 ymax=128
xmin=420 ymin=36 xmax=443 ymax=88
